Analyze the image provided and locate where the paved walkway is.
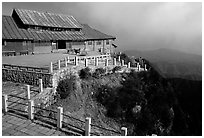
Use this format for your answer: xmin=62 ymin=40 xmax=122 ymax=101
xmin=2 ymin=112 xmax=81 ymax=136
xmin=2 ymin=82 xmax=83 ymax=136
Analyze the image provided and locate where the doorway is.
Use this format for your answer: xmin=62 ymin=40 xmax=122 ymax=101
xmin=58 ymin=41 xmax=66 ymax=49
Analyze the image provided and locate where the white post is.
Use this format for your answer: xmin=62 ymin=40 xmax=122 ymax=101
xmin=121 ymin=60 xmax=124 ymax=66
xmin=52 ymin=77 xmax=55 ymax=88
xmin=137 ymin=63 xmax=139 ymax=70
xmin=75 ymin=56 xmax=78 ymax=66
xmin=85 ymin=58 xmax=88 ymax=67
xmin=3 ymin=94 xmax=8 ymax=113
xmin=39 ymin=79 xmax=43 ymax=93
xmin=67 ymin=56 xmax=70 ymax=63
xmin=58 ymin=60 xmax=61 ymax=70
xmin=85 ymin=117 xmax=91 ymax=136
xmin=145 ymin=64 xmax=147 ymax=71
xmin=57 ymin=107 xmax=63 ymax=129
xmin=105 ymin=58 xmax=109 ymax=66
xmin=26 ymin=85 xmax=31 ymax=100
xmin=95 ymin=58 xmax=98 ymax=66
xmin=128 ymin=62 xmax=131 ymax=68
xmin=113 ymin=58 xmax=116 ymax=66
xmin=121 ymin=127 xmax=127 ymax=136
xmin=138 ymin=65 xmax=141 ymax=71
xmin=118 ymin=56 xmax=121 ymax=62
xmin=28 ymin=100 xmax=34 ymax=120
xmin=65 ymin=58 xmax=67 ymax=67
xmin=50 ymin=62 xmax=53 ymax=73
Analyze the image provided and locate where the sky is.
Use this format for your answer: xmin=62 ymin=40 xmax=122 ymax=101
xmin=2 ymin=2 xmax=202 ymax=55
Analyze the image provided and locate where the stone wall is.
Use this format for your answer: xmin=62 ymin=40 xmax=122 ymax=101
xmin=51 ymin=64 xmax=120 ymax=89
xmin=2 ymin=69 xmax=52 ymax=87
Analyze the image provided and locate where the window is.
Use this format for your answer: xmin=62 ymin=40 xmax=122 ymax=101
xmin=106 ymin=40 xmax=109 ymax=45
xmin=88 ymin=41 xmax=92 ymax=45
xmin=96 ymin=40 xmax=102 ymax=45
xmin=22 ymin=41 xmax=27 ymax=46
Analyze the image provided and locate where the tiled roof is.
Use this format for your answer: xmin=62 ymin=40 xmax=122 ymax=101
xmin=2 ymin=15 xmax=116 ymax=41
xmin=2 ymin=15 xmax=33 ymax=40
xmin=2 ymin=15 xmax=86 ymax=41
xmin=81 ymin=24 xmax=116 ymax=40
xmin=13 ymin=9 xmax=82 ymax=29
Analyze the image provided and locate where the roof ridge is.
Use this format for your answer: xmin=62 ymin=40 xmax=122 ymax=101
xmin=14 ymin=8 xmax=73 ymax=17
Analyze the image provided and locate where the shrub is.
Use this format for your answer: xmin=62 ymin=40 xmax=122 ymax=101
xmin=95 ymin=84 xmax=118 ymax=117
xmin=112 ymin=66 xmax=122 ymax=73
xmin=93 ymin=68 xmax=106 ymax=78
xmin=79 ymin=67 xmax=92 ymax=79
xmin=56 ymin=75 xmax=76 ymax=99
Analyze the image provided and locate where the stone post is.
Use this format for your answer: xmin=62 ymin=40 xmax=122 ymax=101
xmin=95 ymin=57 xmax=98 ymax=66
xmin=57 ymin=107 xmax=63 ymax=129
xmin=113 ymin=58 xmax=116 ymax=66
xmin=121 ymin=60 xmax=124 ymax=66
xmin=67 ymin=56 xmax=70 ymax=63
xmin=58 ymin=60 xmax=61 ymax=70
xmin=137 ymin=63 xmax=139 ymax=70
xmin=39 ymin=79 xmax=43 ymax=93
xmin=105 ymin=58 xmax=109 ymax=66
xmin=26 ymin=85 xmax=31 ymax=100
xmin=3 ymin=94 xmax=8 ymax=113
xmin=121 ymin=127 xmax=127 ymax=136
xmin=75 ymin=56 xmax=78 ymax=66
xmin=118 ymin=56 xmax=121 ymax=62
xmin=145 ymin=64 xmax=147 ymax=71
xmin=28 ymin=100 xmax=34 ymax=120
xmin=50 ymin=62 xmax=53 ymax=73
xmin=65 ymin=58 xmax=67 ymax=67
xmin=85 ymin=117 xmax=91 ymax=136
xmin=128 ymin=62 xmax=131 ymax=68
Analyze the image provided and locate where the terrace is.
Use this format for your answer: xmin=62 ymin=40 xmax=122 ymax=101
xmin=2 ymin=52 xmax=104 ymax=69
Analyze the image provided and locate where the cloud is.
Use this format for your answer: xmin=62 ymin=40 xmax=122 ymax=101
xmin=2 ymin=2 xmax=202 ymax=55
xmin=74 ymin=2 xmax=202 ymax=55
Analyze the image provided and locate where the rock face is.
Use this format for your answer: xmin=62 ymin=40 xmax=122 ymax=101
xmin=33 ymin=87 xmax=55 ymax=108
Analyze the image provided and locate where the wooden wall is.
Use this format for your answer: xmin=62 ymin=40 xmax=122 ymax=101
xmin=2 ymin=40 xmax=33 ymax=55
xmin=33 ymin=41 xmax=52 ymax=54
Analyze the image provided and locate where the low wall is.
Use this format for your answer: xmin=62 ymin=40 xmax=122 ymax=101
xmin=2 ymin=69 xmax=52 ymax=88
xmin=51 ymin=65 xmax=118 ymax=88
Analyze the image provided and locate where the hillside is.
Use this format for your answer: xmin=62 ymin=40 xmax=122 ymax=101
xmin=167 ymin=78 xmax=202 ymax=135
xmin=124 ymin=48 xmax=202 ymax=80
xmin=51 ymin=59 xmax=201 ymax=136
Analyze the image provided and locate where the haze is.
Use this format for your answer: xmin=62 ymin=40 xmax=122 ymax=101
xmin=2 ymin=2 xmax=202 ymax=55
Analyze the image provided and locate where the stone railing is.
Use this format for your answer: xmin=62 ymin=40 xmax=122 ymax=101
xmin=50 ymin=54 xmax=112 ymax=73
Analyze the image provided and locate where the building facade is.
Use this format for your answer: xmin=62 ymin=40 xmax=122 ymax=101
xmin=2 ymin=9 xmax=116 ymax=56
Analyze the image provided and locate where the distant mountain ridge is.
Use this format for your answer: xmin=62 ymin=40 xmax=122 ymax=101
xmin=124 ymin=48 xmax=202 ymax=80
